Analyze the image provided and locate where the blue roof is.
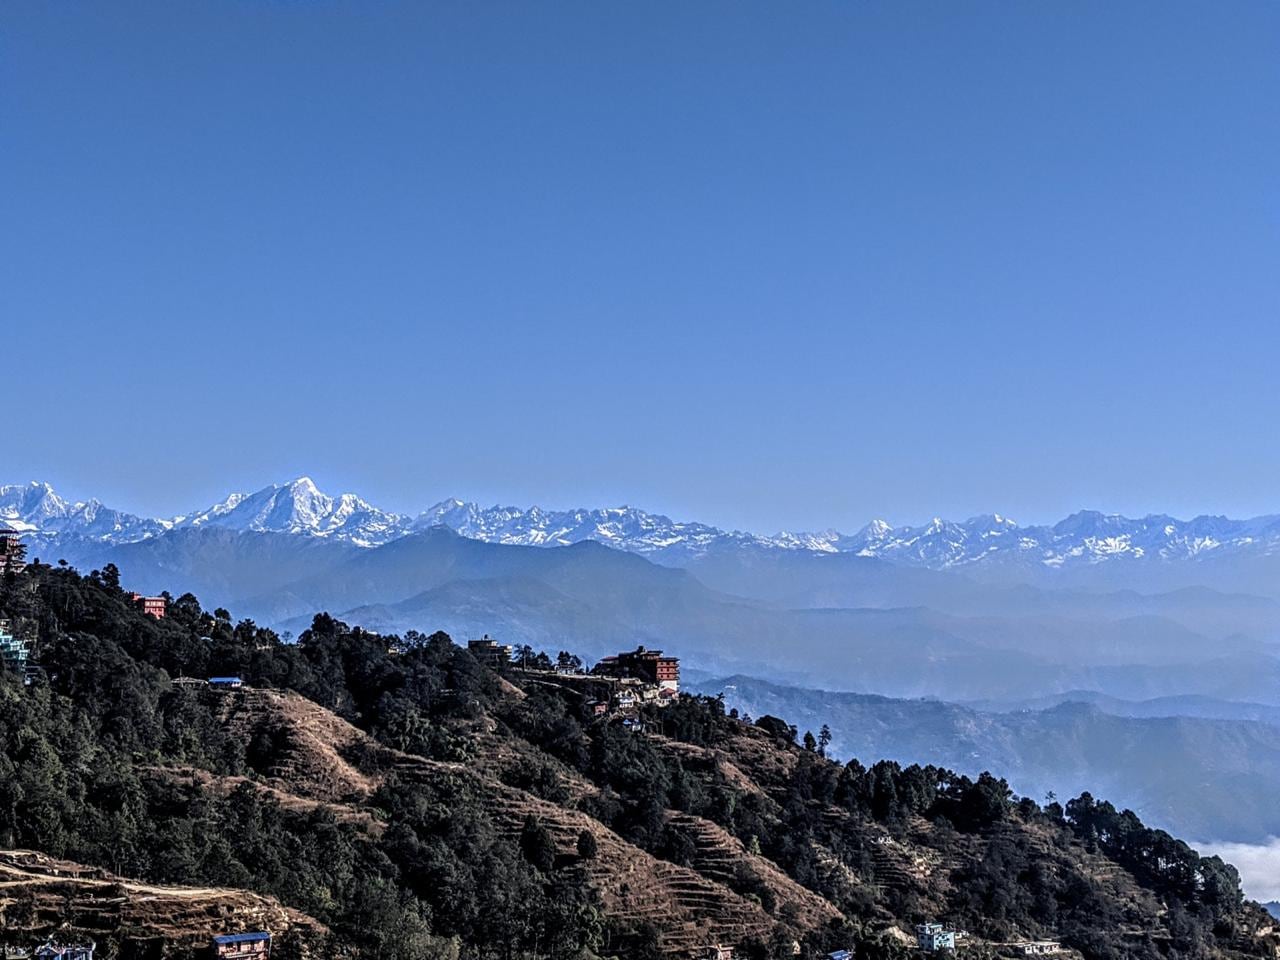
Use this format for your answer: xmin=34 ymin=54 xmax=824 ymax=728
xmin=213 ymin=932 xmax=270 ymax=945
xmin=208 ymin=676 xmax=242 ymax=683
xmin=829 ymin=951 xmax=853 ymax=960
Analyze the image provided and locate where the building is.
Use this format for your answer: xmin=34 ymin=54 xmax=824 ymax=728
xmin=468 ymin=636 xmax=513 ymax=668
xmin=172 ymin=676 xmax=208 ymax=688
xmin=33 ymin=941 xmax=94 ymax=960
xmin=916 ymin=924 xmax=956 ymax=952
xmin=826 ymin=951 xmax=853 ymax=960
xmin=705 ymin=947 xmax=733 ymax=960
xmin=130 ymin=593 xmax=166 ymax=619
xmin=1018 ymin=942 xmax=1061 ymax=956
xmin=0 ymin=620 xmax=31 ymax=673
xmin=0 ymin=527 xmax=25 ymax=575
xmin=212 ymin=932 xmax=271 ymax=959
xmin=209 ymin=676 xmax=244 ymax=690
xmin=592 ymin=646 xmax=679 ymax=693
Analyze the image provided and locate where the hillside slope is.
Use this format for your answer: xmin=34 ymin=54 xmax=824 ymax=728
xmin=184 ymin=680 xmax=1280 ymax=959
xmin=198 ymin=685 xmax=842 ymax=953
xmin=0 ymin=561 xmax=1276 ymax=959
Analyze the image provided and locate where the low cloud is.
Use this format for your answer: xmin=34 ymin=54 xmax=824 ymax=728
xmin=1196 ymin=838 xmax=1280 ymax=903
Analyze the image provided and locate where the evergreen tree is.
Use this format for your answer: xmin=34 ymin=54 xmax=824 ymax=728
xmin=520 ymin=814 xmax=558 ymax=873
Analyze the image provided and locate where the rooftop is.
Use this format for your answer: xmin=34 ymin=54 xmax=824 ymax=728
xmin=212 ymin=932 xmax=270 ymax=945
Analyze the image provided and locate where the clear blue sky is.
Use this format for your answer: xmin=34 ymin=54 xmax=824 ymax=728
xmin=2 ymin=2 xmax=1277 ymax=532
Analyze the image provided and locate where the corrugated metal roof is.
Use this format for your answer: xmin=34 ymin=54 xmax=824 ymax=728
xmin=212 ymin=932 xmax=270 ymax=945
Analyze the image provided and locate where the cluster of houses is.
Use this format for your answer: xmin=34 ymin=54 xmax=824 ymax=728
xmin=702 ymin=944 xmax=851 ymax=960
xmin=580 ymin=645 xmax=681 ymax=728
xmin=2 ymin=925 xmax=1059 ymax=960
xmin=591 ymin=645 xmax=680 ymax=698
xmin=2 ymin=931 xmax=269 ymax=960
xmin=467 ymin=636 xmax=682 ymax=725
xmin=915 ymin=923 xmax=1060 ymax=956
xmin=706 ymin=933 xmax=1058 ymax=960
xmin=0 ymin=939 xmax=95 ymax=959
xmin=173 ymin=676 xmax=246 ymax=690
xmin=708 ymin=939 xmax=1057 ymax=960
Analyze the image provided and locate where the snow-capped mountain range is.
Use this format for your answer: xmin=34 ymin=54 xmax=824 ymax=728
xmin=3 ymin=477 xmax=1280 ymax=570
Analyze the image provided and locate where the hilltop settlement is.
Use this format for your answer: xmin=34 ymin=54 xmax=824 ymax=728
xmin=0 ymin=534 xmax=1274 ymax=960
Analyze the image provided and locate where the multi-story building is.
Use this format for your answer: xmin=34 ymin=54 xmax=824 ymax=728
xmin=916 ymin=924 xmax=956 ymax=952
xmin=468 ymin=636 xmax=513 ymax=668
xmin=0 ymin=620 xmax=31 ymax=674
xmin=130 ymin=593 xmax=166 ymax=619
xmin=0 ymin=528 xmax=26 ymax=575
xmin=592 ymin=646 xmax=679 ymax=693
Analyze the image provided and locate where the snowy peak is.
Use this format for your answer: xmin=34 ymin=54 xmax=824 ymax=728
xmin=174 ymin=477 xmax=406 ymax=546
xmin=0 ymin=481 xmax=167 ymax=541
xmin=410 ymin=499 xmax=740 ymax=559
xmin=853 ymin=511 xmax=1280 ymax=568
xmin=0 ymin=481 xmax=70 ymax=531
xmin=7 ymin=478 xmax=1280 ymax=571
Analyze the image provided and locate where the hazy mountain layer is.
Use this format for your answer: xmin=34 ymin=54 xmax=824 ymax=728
xmin=693 ymin=674 xmax=1280 ymax=843
xmin=37 ymin=522 xmax=1280 ymax=706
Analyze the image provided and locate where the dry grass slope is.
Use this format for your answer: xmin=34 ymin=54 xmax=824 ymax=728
xmin=205 ymin=688 xmax=843 ymax=955
xmin=0 ymin=849 xmax=327 ymax=953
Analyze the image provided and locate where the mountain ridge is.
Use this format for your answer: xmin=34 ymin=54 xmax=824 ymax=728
xmin=7 ymin=478 xmax=1280 ymax=571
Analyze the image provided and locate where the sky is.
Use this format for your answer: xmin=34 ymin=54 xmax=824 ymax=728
xmin=2 ymin=2 xmax=1277 ymax=533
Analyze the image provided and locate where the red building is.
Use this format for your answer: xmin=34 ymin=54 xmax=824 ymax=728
xmin=593 ymin=646 xmax=679 ymax=692
xmin=131 ymin=593 xmax=166 ymax=619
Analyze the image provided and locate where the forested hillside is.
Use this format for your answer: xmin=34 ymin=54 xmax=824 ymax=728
xmin=0 ymin=560 xmax=1274 ymax=959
